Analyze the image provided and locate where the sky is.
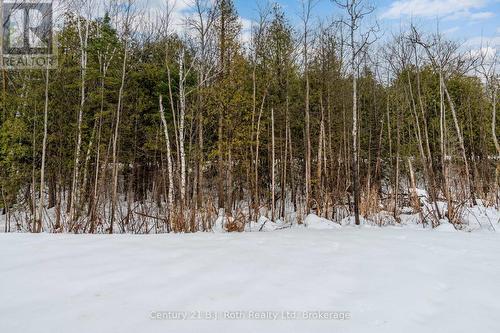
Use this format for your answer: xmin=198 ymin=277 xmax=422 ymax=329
xmin=48 ymin=0 xmax=499 ymax=51
xmin=231 ymin=0 xmax=499 ymax=49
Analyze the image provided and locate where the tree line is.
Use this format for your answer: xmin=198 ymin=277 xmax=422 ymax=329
xmin=0 ymin=0 xmax=498 ymax=233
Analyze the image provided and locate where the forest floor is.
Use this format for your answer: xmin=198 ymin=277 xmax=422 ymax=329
xmin=1 ymin=223 xmax=500 ymax=333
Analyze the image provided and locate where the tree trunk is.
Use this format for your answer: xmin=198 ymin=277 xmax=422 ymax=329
xmin=442 ymin=77 xmax=476 ymax=205
xmin=37 ymin=65 xmax=50 ymax=233
xmin=271 ymin=108 xmax=276 ymax=222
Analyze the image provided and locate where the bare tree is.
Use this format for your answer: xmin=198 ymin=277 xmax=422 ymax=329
xmin=89 ymin=5 xmax=117 ymax=232
xmin=477 ymin=45 xmax=499 ymax=155
xmin=477 ymin=44 xmax=499 ymax=206
xmin=334 ymin=0 xmax=377 ymax=225
xmin=384 ymin=31 xmax=440 ymax=223
xmin=250 ymin=4 xmax=271 ymax=221
xmin=188 ymin=0 xmax=217 ymax=216
xmin=110 ymin=0 xmax=135 ymax=234
xmin=412 ymin=29 xmax=479 ymax=209
xmin=300 ymin=0 xmax=317 ymax=214
xmin=271 ymin=107 xmax=276 ymax=221
xmin=36 ymin=58 xmax=50 ymax=233
xmin=69 ymin=0 xmax=94 ymax=228
xmin=159 ymin=95 xmax=174 ymax=216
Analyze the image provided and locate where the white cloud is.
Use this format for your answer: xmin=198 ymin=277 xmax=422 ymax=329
xmin=239 ymin=17 xmax=253 ymax=46
xmin=469 ymin=46 xmax=497 ymax=71
xmin=239 ymin=17 xmax=253 ymax=31
xmin=470 ymin=46 xmax=496 ymax=58
xmin=445 ymin=9 xmax=495 ymax=21
xmin=138 ymin=0 xmax=192 ymax=33
xmin=381 ymin=0 xmax=493 ymax=20
xmin=468 ymin=11 xmax=495 ymax=20
xmin=465 ymin=36 xmax=500 ymax=47
xmin=443 ymin=26 xmax=459 ymax=34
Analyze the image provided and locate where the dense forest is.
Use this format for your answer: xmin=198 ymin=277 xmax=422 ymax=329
xmin=0 ymin=0 xmax=498 ymax=233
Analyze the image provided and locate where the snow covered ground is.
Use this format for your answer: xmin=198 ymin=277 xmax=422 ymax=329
xmin=1 ymin=226 xmax=500 ymax=333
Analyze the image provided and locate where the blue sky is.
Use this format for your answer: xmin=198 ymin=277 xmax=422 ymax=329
xmin=233 ymin=0 xmax=499 ymax=48
xmin=105 ymin=0 xmax=499 ymax=51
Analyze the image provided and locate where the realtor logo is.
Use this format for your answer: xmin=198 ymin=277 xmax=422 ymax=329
xmin=1 ymin=0 xmax=57 ymax=69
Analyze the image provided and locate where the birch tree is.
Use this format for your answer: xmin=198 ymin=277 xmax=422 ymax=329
xmin=69 ymin=0 xmax=94 ymax=227
xmin=334 ymin=0 xmax=377 ymax=225
xmin=110 ymin=0 xmax=135 ymax=233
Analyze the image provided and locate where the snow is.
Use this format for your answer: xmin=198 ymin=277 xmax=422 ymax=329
xmin=304 ymin=214 xmax=341 ymax=229
xmin=434 ymin=220 xmax=458 ymax=232
xmin=1 ymin=228 xmax=500 ymax=333
xmin=246 ymin=216 xmax=284 ymax=232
